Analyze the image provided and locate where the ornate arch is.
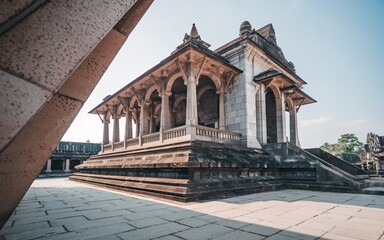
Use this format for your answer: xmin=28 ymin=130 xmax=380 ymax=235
xmin=145 ymin=84 xmax=159 ymax=102
xmin=166 ymin=72 xmax=183 ymax=93
xmin=129 ymin=95 xmax=139 ymax=109
xmin=200 ymin=71 xmax=222 ymax=90
xmin=266 ymin=83 xmax=281 ymax=100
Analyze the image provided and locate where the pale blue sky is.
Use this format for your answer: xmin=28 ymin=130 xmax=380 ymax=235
xmin=63 ymin=0 xmax=384 ymax=148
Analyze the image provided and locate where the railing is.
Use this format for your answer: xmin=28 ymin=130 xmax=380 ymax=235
xmin=142 ymin=132 xmax=160 ymax=144
xmin=126 ymin=138 xmax=139 ymax=147
xmin=195 ymin=125 xmax=241 ymax=141
xmin=102 ymin=125 xmax=241 ymax=153
xmin=305 ymin=148 xmax=368 ymax=179
xmin=163 ymin=126 xmax=187 ymax=140
xmin=113 ymin=141 xmax=124 ymax=149
xmin=103 ymin=144 xmax=112 ymax=151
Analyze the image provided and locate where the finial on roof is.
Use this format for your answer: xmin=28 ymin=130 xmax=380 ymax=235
xmin=190 ymin=23 xmax=199 ymax=37
xmin=240 ymin=21 xmax=252 ymax=36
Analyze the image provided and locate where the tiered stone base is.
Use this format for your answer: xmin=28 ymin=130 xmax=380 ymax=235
xmin=70 ymin=141 xmax=285 ymax=201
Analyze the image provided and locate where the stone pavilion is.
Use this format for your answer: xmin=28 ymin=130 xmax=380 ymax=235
xmin=71 ymin=22 xmax=368 ymax=201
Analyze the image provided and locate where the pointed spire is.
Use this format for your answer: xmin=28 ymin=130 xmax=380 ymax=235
xmin=190 ymin=23 xmax=199 ymax=37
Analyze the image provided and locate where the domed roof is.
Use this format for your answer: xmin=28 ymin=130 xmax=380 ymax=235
xmin=240 ymin=21 xmax=252 ymax=36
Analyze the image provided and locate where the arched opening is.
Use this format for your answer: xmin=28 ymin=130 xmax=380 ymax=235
xmin=170 ymin=77 xmax=187 ymax=127
xmin=197 ymin=76 xmax=219 ymax=128
xmin=266 ymin=88 xmax=277 ymax=143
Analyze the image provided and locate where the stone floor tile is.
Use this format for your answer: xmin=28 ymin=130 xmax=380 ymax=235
xmin=210 ymin=230 xmax=264 ymax=240
xmin=49 ymin=215 xmax=89 ymax=227
xmin=5 ymin=226 xmax=66 ymax=240
xmin=154 ymin=235 xmax=184 ymax=240
xmin=279 ymin=226 xmax=324 ymax=240
xmin=40 ymin=222 xmax=134 ymax=240
xmin=90 ymin=234 xmax=121 ymax=240
xmin=125 ymin=209 xmax=175 ymax=221
xmin=0 ymin=221 xmax=50 ymax=236
xmin=214 ymin=218 xmax=250 ymax=229
xmin=117 ymin=222 xmax=189 ymax=240
xmin=212 ymin=208 xmax=249 ymax=218
xmin=128 ymin=216 xmax=169 ymax=229
xmin=64 ymin=216 xmax=129 ymax=231
xmin=175 ymin=224 xmax=233 ymax=240
xmin=176 ymin=217 xmax=209 ymax=228
xmin=84 ymin=209 xmax=132 ymax=220
xmin=330 ymin=225 xmax=383 ymax=240
xmin=240 ymin=223 xmax=282 ymax=236
xmin=265 ymin=233 xmax=297 ymax=240
xmin=160 ymin=210 xmax=203 ymax=221
xmin=319 ymin=232 xmax=360 ymax=240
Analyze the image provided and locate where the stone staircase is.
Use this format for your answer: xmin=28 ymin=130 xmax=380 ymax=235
xmin=264 ymin=143 xmax=370 ymax=193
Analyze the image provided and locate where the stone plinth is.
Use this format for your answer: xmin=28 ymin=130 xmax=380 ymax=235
xmin=70 ymin=140 xmax=283 ymax=201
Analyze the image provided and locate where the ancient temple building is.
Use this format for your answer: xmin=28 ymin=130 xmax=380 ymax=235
xmin=71 ymin=22 xmax=368 ymax=201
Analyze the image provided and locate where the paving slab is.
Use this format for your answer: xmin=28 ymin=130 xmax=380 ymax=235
xmin=1 ymin=178 xmax=384 ymax=240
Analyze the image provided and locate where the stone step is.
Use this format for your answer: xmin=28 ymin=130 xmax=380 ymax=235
xmin=363 ymin=178 xmax=384 ymax=188
xmin=361 ymin=187 xmax=384 ymax=195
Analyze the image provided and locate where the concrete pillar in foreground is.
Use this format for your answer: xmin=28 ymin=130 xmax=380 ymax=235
xmin=0 ymin=0 xmax=153 ymax=229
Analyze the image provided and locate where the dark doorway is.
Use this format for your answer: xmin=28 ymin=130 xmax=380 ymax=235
xmin=266 ymin=88 xmax=277 ymax=143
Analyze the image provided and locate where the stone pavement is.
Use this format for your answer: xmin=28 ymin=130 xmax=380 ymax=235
xmin=1 ymin=178 xmax=384 ymax=240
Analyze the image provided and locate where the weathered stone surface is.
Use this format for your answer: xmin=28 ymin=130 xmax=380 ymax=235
xmin=0 ymin=0 xmax=153 ymax=229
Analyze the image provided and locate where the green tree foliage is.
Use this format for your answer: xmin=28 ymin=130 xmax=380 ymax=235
xmin=320 ymin=134 xmax=364 ymax=160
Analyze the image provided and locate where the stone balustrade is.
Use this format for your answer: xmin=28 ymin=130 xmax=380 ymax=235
xmin=163 ymin=126 xmax=187 ymax=140
xmin=142 ymin=132 xmax=160 ymax=144
xmin=194 ymin=125 xmax=241 ymax=141
xmin=102 ymin=125 xmax=241 ymax=153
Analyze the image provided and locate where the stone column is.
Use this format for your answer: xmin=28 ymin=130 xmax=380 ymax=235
xmin=45 ymin=159 xmax=52 ymax=173
xmin=64 ymin=159 xmax=70 ymax=172
xmin=160 ymin=77 xmax=171 ymax=132
xmin=185 ymin=62 xmax=198 ymax=125
xmin=149 ymin=101 xmax=154 ymax=134
xmin=140 ymin=97 xmax=149 ymax=136
xmin=102 ymin=113 xmax=110 ymax=145
xmin=256 ymin=84 xmax=267 ymax=143
xmin=289 ymin=102 xmax=299 ymax=146
xmin=112 ymin=105 xmax=120 ymax=142
xmin=218 ymin=89 xmax=225 ymax=130
xmin=135 ymin=108 xmax=140 ymax=138
xmin=276 ymin=94 xmax=286 ymax=143
xmin=125 ymin=107 xmax=133 ymax=140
